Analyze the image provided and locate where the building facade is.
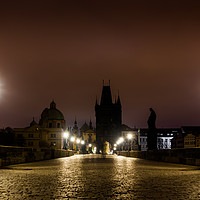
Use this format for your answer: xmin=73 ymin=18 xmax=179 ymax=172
xmin=138 ymin=128 xmax=179 ymax=151
xmin=171 ymin=126 xmax=200 ymax=148
xmin=14 ymin=101 xmax=66 ymax=150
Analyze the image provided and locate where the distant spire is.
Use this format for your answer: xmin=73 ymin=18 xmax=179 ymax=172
xmin=89 ymin=117 xmax=93 ymax=129
xmin=73 ymin=117 xmax=78 ymax=130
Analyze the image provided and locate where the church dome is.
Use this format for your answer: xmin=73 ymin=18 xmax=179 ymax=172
xmin=40 ymin=101 xmax=64 ymax=121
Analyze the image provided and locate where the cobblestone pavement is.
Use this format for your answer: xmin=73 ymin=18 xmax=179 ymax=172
xmin=0 ymin=155 xmax=200 ymax=200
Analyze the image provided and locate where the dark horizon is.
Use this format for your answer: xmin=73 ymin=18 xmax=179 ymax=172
xmin=0 ymin=0 xmax=200 ymax=129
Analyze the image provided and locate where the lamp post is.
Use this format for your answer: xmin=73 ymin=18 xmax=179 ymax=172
xmin=127 ymin=133 xmax=133 ymax=151
xmin=63 ymin=131 xmax=69 ymax=149
xmin=70 ymin=136 xmax=75 ymax=150
xmin=76 ymin=138 xmax=80 ymax=152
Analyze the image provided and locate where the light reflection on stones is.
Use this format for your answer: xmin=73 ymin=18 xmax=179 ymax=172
xmin=0 ymin=155 xmax=200 ymax=199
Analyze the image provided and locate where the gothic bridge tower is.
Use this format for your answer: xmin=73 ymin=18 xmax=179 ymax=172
xmin=95 ymin=81 xmax=122 ymax=152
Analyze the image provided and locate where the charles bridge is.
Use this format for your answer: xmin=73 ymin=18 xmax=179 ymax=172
xmin=1 ymin=154 xmax=200 ymax=199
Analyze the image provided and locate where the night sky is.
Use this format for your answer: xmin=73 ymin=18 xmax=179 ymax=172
xmin=0 ymin=0 xmax=200 ymax=128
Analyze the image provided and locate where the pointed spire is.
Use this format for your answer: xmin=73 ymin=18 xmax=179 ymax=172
xmin=50 ymin=100 xmax=56 ymax=109
xmin=117 ymin=90 xmax=121 ymax=105
xmin=74 ymin=116 xmax=77 ymax=125
xmin=30 ymin=117 xmax=37 ymax=126
xmin=89 ymin=117 xmax=93 ymax=129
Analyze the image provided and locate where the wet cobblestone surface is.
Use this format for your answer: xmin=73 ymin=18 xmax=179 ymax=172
xmin=0 ymin=154 xmax=200 ymax=199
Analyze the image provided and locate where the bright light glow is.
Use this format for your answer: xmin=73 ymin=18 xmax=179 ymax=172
xmin=93 ymin=147 xmax=97 ymax=153
xmin=76 ymin=139 xmax=80 ymax=144
xmin=127 ymin=133 xmax=133 ymax=140
xmin=114 ymin=147 xmax=116 ymax=150
xmin=70 ymin=137 xmax=75 ymax=142
xmin=114 ymin=144 xmax=117 ymax=147
xmin=63 ymin=131 xmax=69 ymax=139
xmin=119 ymin=137 xmax=124 ymax=143
xmin=81 ymin=140 xmax=85 ymax=145
xmin=89 ymin=144 xmax=92 ymax=147
xmin=116 ymin=137 xmax=124 ymax=145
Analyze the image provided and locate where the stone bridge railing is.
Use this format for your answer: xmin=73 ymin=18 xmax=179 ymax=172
xmin=117 ymin=148 xmax=200 ymax=166
xmin=0 ymin=145 xmax=74 ymax=167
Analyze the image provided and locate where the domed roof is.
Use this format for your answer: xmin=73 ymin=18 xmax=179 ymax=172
xmin=40 ymin=101 xmax=65 ymax=121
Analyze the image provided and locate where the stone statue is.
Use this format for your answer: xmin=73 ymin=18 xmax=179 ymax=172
xmin=147 ymin=108 xmax=156 ymax=129
xmin=147 ymin=108 xmax=157 ymax=150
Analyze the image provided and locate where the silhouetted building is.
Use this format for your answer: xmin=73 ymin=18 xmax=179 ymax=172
xmin=95 ymin=83 xmax=122 ymax=152
xmin=0 ymin=127 xmax=15 ymax=146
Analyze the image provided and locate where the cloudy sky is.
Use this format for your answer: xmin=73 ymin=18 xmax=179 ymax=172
xmin=0 ymin=0 xmax=200 ymax=128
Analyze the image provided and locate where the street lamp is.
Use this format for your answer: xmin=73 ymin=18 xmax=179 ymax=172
xmin=76 ymin=139 xmax=80 ymax=144
xmin=70 ymin=137 xmax=75 ymax=142
xmin=81 ymin=140 xmax=85 ymax=145
xmin=63 ymin=131 xmax=69 ymax=139
xmin=116 ymin=137 xmax=124 ymax=151
xmin=63 ymin=131 xmax=70 ymax=149
xmin=127 ymin=133 xmax=133 ymax=151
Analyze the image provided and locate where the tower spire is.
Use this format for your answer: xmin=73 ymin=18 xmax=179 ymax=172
xmin=117 ymin=90 xmax=121 ymax=105
xmin=89 ymin=117 xmax=93 ymax=129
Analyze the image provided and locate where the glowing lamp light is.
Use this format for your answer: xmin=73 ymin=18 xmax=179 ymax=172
xmin=127 ymin=133 xmax=133 ymax=140
xmin=76 ymin=139 xmax=80 ymax=144
xmin=114 ymin=144 xmax=117 ymax=147
xmin=119 ymin=137 xmax=124 ymax=143
xmin=81 ymin=140 xmax=85 ymax=145
xmin=114 ymin=147 xmax=116 ymax=150
xmin=89 ymin=144 xmax=92 ymax=147
xmin=70 ymin=137 xmax=75 ymax=142
xmin=63 ymin=131 xmax=69 ymax=139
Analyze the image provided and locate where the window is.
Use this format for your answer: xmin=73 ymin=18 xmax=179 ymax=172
xmin=51 ymin=134 xmax=56 ymax=138
xmin=57 ymin=123 xmax=60 ymax=128
xmin=49 ymin=123 xmax=53 ymax=128
xmin=28 ymin=134 xmax=33 ymax=138
xmin=51 ymin=142 xmax=56 ymax=146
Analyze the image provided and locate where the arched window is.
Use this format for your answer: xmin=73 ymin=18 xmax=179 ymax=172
xmin=57 ymin=123 xmax=60 ymax=128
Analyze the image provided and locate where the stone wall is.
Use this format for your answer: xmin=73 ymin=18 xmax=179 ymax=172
xmin=117 ymin=148 xmax=200 ymax=166
xmin=0 ymin=145 xmax=74 ymax=167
